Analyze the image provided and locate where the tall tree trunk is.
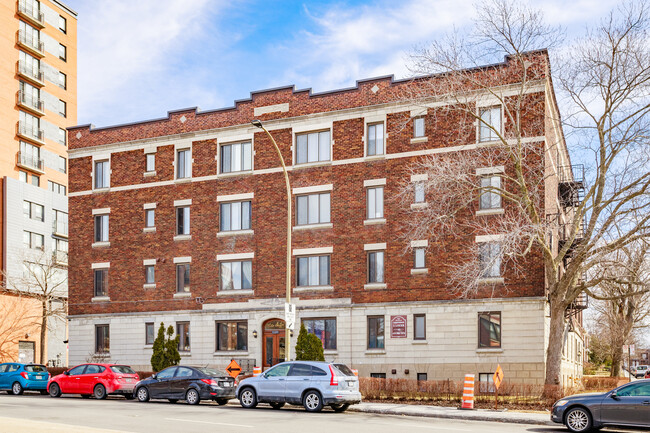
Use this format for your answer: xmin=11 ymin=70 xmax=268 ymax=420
xmin=39 ymin=300 xmax=47 ymax=365
xmin=610 ymin=346 xmax=623 ymax=377
xmin=545 ymin=301 xmax=567 ymax=391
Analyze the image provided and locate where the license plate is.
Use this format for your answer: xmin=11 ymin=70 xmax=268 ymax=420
xmin=35 ymin=375 xmax=43 ymax=380
xmin=123 ymin=378 xmax=133 ymax=382
xmin=348 ymin=381 xmax=355 ymax=387
xmin=222 ymin=382 xmax=231 ymax=387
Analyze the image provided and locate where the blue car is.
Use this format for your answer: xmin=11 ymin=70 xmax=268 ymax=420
xmin=0 ymin=363 xmax=50 ymax=395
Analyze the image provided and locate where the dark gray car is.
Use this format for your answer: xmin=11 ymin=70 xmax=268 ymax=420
xmin=551 ymin=379 xmax=650 ymax=432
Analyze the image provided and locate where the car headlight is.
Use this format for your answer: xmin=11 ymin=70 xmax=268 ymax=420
xmin=554 ymin=400 xmax=569 ymax=407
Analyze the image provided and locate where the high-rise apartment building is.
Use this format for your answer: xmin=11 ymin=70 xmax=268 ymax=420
xmin=0 ymin=0 xmax=76 ymax=365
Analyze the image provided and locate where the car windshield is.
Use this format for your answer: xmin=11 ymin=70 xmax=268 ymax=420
xmin=197 ymin=367 xmax=222 ymax=377
xmin=24 ymin=365 xmax=47 ymax=372
xmin=333 ymin=363 xmax=355 ymax=377
xmin=110 ymin=366 xmax=136 ymax=374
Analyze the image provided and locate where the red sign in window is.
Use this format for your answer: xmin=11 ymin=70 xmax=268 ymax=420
xmin=390 ymin=315 xmax=407 ymax=338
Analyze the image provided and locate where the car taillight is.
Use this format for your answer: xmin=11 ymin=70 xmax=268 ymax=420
xmin=20 ymin=372 xmax=29 ymax=379
xmin=201 ymin=379 xmax=218 ymax=386
xmin=135 ymin=375 xmax=139 ymax=380
xmin=329 ymin=365 xmax=338 ymax=386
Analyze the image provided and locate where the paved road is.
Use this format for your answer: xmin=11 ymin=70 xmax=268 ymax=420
xmin=0 ymin=393 xmax=635 ymax=433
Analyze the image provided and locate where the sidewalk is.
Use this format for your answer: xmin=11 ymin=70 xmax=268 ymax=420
xmin=349 ymin=402 xmax=554 ymax=425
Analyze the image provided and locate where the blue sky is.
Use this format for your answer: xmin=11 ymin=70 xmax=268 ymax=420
xmin=64 ymin=0 xmax=620 ymax=128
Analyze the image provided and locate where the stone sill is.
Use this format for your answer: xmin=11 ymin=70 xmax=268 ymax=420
xmin=412 ymin=340 xmax=428 ymax=345
xmin=213 ymin=351 xmax=249 ymax=356
xmin=217 ymin=171 xmax=253 ymax=179
xmin=92 ymin=241 xmax=110 ymax=248
xmin=217 ymin=229 xmax=254 ymax=237
xmin=143 ymin=283 xmax=156 ymax=290
xmin=364 ymin=154 xmax=386 ymax=161
xmin=364 ymin=218 xmax=386 ymax=226
xmin=478 ymin=277 xmax=505 ymax=285
xmin=364 ymin=283 xmax=387 ymax=290
xmin=476 ymin=348 xmax=503 ymax=353
xmin=293 ymin=161 xmax=332 ymax=170
xmin=91 ymin=296 xmax=110 ymax=303
xmin=324 ymin=350 xmax=338 ymax=355
xmin=174 ymin=178 xmax=192 ymax=184
xmin=217 ymin=289 xmax=254 ymax=297
xmin=173 ymin=292 xmax=192 ymax=299
xmin=365 ymin=350 xmax=386 ymax=355
xmin=179 ymin=351 xmax=192 ymax=357
xmin=293 ymin=223 xmax=333 ymax=231
xmin=410 ymin=137 xmax=429 ymax=144
xmin=410 ymin=203 xmax=428 ymax=210
xmin=411 ymin=268 xmax=428 ymax=275
xmin=93 ymin=187 xmax=110 ymax=194
xmin=173 ymin=234 xmax=191 ymax=241
xmin=143 ymin=171 xmax=156 ymax=177
xmin=476 ymin=208 xmax=504 ymax=216
xmin=293 ymin=285 xmax=333 ymax=293
xmin=143 ymin=227 xmax=156 ymax=233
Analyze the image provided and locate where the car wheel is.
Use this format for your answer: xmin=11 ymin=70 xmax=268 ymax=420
xmin=11 ymin=382 xmax=24 ymax=395
xmin=168 ymin=399 xmax=178 ymax=404
xmin=239 ymin=388 xmax=257 ymax=409
xmin=93 ymin=384 xmax=107 ymax=400
xmin=49 ymin=383 xmax=61 ymax=398
xmin=303 ymin=390 xmax=324 ymax=413
xmin=331 ymin=403 xmax=350 ymax=413
xmin=270 ymin=402 xmax=285 ymax=409
xmin=565 ymin=407 xmax=593 ymax=433
xmin=136 ymin=387 xmax=149 ymax=402
xmin=186 ymin=388 xmax=200 ymax=405
xmin=216 ymin=398 xmax=229 ymax=406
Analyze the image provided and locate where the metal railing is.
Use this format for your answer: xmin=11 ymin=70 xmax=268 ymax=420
xmin=18 ymin=0 xmax=44 ymax=25
xmin=17 ymin=122 xmax=44 ymax=142
xmin=17 ymin=30 xmax=43 ymax=53
xmin=17 ymin=61 xmax=43 ymax=83
xmin=53 ymin=220 xmax=68 ymax=236
xmin=18 ymin=90 xmax=44 ymax=112
xmin=17 ymin=151 xmax=44 ymax=171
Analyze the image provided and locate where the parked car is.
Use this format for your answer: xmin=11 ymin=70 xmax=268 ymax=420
xmin=134 ymin=366 xmax=235 ymax=405
xmin=0 ymin=363 xmax=49 ymax=395
xmin=236 ymin=361 xmax=361 ymax=413
xmin=645 ymin=370 xmax=650 ymax=379
xmin=633 ymin=365 xmax=648 ymax=378
xmin=551 ymin=379 xmax=650 ymax=432
xmin=48 ymin=363 xmax=139 ymax=399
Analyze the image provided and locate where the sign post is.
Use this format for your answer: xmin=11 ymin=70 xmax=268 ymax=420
xmin=493 ymin=365 xmax=504 ymax=410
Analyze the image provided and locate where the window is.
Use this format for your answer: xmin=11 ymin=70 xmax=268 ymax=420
xmin=417 ymin=373 xmax=427 ymax=382
xmin=58 ymin=43 xmax=66 ymax=61
xmin=176 ymin=149 xmax=191 ymax=179
xmin=145 ymin=209 xmax=155 ymax=227
xmin=479 ymin=176 xmax=502 ymax=210
xmin=266 ymin=364 xmax=291 ymax=377
xmin=296 ymin=130 xmax=330 ymax=164
xmin=176 ymin=206 xmax=190 ymax=235
xmin=414 ymin=314 xmax=426 ymax=340
xmin=55 ymin=238 xmax=67 ymax=255
xmin=94 ymin=215 xmax=109 ymax=242
xmin=367 ymin=316 xmax=385 ymax=349
xmin=94 ymin=269 xmax=108 ymax=297
xmin=414 ymin=248 xmax=425 ymax=269
xmin=58 ymin=156 xmax=67 ymax=173
xmin=414 ymin=182 xmax=425 ymax=203
xmin=220 ymin=201 xmax=251 ymax=231
xmin=479 ymin=373 xmax=495 ymax=393
xmin=19 ymin=171 xmax=28 ymax=183
xmin=58 ymin=72 xmax=66 ymax=90
xmin=370 ymin=373 xmax=386 ymax=379
xmin=145 ymin=323 xmax=154 ymax=345
xmin=20 ymin=141 xmax=40 ymax=170
xmin=479 ymin=242 xmax=501 ymax=278
xmin=54 ymin=210 xmax=68 ymax=235
xmin=176 ymin=322 xmax=190 ymax=351
xmin=23 ymin=231 xmax=44 ymax=249
xmin=302 ymin=318 xmax=336 ymax=350
xmin=367 ymin=251 xmax=384 ymax=283
xmin=479 ymin=107 xmax=501 ymax=142
xmin=478 ymin=312 xmax=501 ymax=348
xmin=94 ymin=160 xmax=109 ymax=189
xmin=145 ymin=265 xmax=155 ymax=284
xmin=216 ymin=321 xmax=248 ymax=351
xmin=413 ymin=117 xmax=425 ymax=138
xmin=19 ymin=51 xmax=40 ymax=80
xmin=58 ymin=128 xmax=66 ymax=145
xmin=296 ymin=193 xmax=330 ymax=225
xmin=367 ymin=123 xmax=384 ymax=156
xmin=366 ymin=187 xmax=384 ymax=219
xmin=19 ymin=21 xmax=40 ymax=50
xmin=31 ymin=175 xmax=39 ymax=186
xmin=23 ymin=201 xmax=44 ymax=221
xmin=296 ymin=256 xmax=330 ymax=287
xmin=220 ymin=141 xmax=251 ymax=173
xmin=176 ymin=264 xmax=190 ymax=293
xmin=58 ymin=99 xmax=66 ymax=117
xmin=19 ymin=81 xmax=40 ymax=109
xmin=95 ymin=325 xmax=109 ymax=354
xmin=49 ymin=181 xmax=66 ymax=195
xmin=145 ymin=153 xmax=155 ymax=172
xmin=19 ymin=111 xmax=40 ymax=139
xmin=58 ymin=15 xmax=67 ymax=33
xmin=220 ymin=261 xmax=252 ymax=291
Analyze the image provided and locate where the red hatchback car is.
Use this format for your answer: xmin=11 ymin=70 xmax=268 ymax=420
xmin=48 ymin=363 xmax=139 ymax=399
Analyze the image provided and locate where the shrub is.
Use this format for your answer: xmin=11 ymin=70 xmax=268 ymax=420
xmin=150 ymin=323 xmax=180 ymax=372
xmin=294 ymin=324 xmax=325 ymax=361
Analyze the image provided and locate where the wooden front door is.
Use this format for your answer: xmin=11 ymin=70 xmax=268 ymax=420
xmin=262 ymin=319 xmax=286 ymax=369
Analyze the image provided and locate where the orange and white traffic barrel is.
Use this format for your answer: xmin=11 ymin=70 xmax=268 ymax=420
xmin=253 ymin=366 xmax=262 ymax=377
xmin=461 ymin=374 xmax=475 ymax=409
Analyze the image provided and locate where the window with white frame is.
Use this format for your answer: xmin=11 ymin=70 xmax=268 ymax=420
xmin=479 ymin=176 xmax=502 ymax=210
xmin=58 ymin=72 xmax=66 ymax=89
xmin=145 ymin=265 xmax=155 ymax=284
xmin=368 ymin=251 xmax=384 ymax=283
xmin=176 ymin=264 xmax=190 ymax=293
xmin=49 ymin=181 xmax=66 ymax=195
xmin=296 ymin=255 xmax=330 ymax=287
xmin=94 ymin=160 xmax=109 ymax=189
xmin=220 ymin=141 xmax=252 ymax=173
xmin=414 ymin=248 xmax=426 ymax=269
xmin=59 ymin=43 xmax=66 ymax=61
xmin=176 ymin=149 xmax=191 ymax=179
xmin=296 ymin=193 xmax=330 ymax=225
xmin=58 ymin=156 xmax=66 ymax=173
xmin=479 ymin=107 xmax=501 ymax=142
xmin=23 ymin=201 xmax=44 ymax=221
xmin=413 ymin=117 xmax=425 ymax=138
xmin=145 ymin=209 xmax=155 ymax=228
xmin=220 ymin=260 xmax=252 ymax=291
xmin=414 ymin=182 xmax=425 ymax=203
xmin=19 ymin=141 xmax=40 ymax=169
xmin=367 ymin=123 xmax=385 ymax=156
xmin=220 ymin=201 xmax=251 ymax=231
xmin=58 ymin=99 xmax=66 ymax=117
xmin=296 ymin=130 xmax=330 ymax=164
xmin=366 ymin=187 xmax=384 ymax=219
xmin=176 ymin=206 xmax=190 ymax=235
xmin=19 ymin=111 xmax=40 ymax=138
xmin=479 ymin=242 xmax=502 ymax=278
xmin=23 ymin=231 xmax=44 ymax=250
xmin=58 ymin=127 xmax=66 ymax=145
xmin=146 ymin=153 xmax=155 ymax=172
xmin=54 ymin=210 xmax=68 ymax=235
xmin=94 ymin=214 xmax=109 ymax=242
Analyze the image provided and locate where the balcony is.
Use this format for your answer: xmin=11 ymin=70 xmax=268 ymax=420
xmin=17 ymin=0 xmax=45 ymax=28
xmin=17 ymin=122 xmax=45 ymax=145
xmin=16 ymin=30 xmax=44 ymax=57
xmin=53 ymin=220 xmax=68 ymax=237
xmin=17 ymin=90 xmax=44 ymax=116
xmin=17 ymin=151 xmax=44 ymax=173
xmin=53 ymin=250 xmax=68 ymax=266
xmin=17 ymin=61 xmax=44 ymax=87
xmin=558 ymin=165 xmax=585 ymax=208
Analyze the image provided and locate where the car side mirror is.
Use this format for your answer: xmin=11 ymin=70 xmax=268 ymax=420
xmin=63 ymin=370 xmax=70 ymax=376
xmin=151 ymin=373 xmax=157 ymax=380
xmin=610 ymin=392 xmax=618 ymax=399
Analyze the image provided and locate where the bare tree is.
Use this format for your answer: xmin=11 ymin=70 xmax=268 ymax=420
xmin=1 ymin=251 xmax=68 ymax=365
xmin=399 ymin=0 xmax=650 ymax=388
xmin=0 ymin=292 xmax=42 ymax=362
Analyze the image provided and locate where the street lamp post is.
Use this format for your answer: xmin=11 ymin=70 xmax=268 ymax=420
xmin=251 ymin=119 xmax=293 ymax=363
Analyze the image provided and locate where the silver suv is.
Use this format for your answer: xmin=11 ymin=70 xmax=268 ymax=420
xmin=236 ymin=361 xmax=361 ymax=412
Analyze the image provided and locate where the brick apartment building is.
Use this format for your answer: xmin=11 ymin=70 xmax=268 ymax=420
xmin=67 ymin=51 xmax=584 ymax=385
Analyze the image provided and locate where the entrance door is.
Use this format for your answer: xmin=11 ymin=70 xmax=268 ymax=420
xmin=262 ymin=319 xmax=286 ymax=369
